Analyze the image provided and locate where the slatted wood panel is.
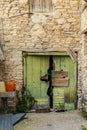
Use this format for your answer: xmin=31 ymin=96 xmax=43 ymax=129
xmin=52 ymin=70 xmax=68 ymax=78
xmin=53 ymin=88 xmax=65 ymax=110
xmin=24 ymin=55 xmax=49 ymax=108
xmin=30 ymin=0 xmax=53 ymax=12
xmin=52 ymin=78 xmax=69 ymax=87
xmin=52 ymin=70 xmax=69 ymax=87
xmin=53 ymin=56 xmax=76 ymax=109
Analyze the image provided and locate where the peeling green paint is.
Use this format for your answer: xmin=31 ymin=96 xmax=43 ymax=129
xmin=23 ymin=53 xmax=77 ymax=110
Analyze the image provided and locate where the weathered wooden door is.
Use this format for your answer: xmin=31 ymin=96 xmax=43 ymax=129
xmin=53 ymin=55 xmax=77 ymax=110
xmin=23 ymin=53 xmax=77 ymax=109
xmin=23 ymin=54 xmax=49 ymax=107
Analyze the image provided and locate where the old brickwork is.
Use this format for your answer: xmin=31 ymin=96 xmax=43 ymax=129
xmin=0 ymin=0 xmax=83 ymax=108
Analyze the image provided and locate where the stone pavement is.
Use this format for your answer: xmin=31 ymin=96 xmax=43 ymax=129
xmin=14 ymin=110 xmax=87 ymax=130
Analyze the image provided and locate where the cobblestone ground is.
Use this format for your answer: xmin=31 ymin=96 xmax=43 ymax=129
xmin=14 ymin=110 xmax=87 ymax=130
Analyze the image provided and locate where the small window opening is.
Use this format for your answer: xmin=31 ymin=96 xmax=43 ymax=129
xmin=30 ymin=0 xmax=53 ymax=13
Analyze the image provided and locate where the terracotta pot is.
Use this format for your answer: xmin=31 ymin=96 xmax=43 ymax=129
xmin=5 ymin=81 xmax=15 ymax=92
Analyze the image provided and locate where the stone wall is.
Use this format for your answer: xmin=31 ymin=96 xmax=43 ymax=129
xmin=81 ymin=0 xmax=87 ymax=111
xmin=0 ymin=0 xmax=82 ymax=108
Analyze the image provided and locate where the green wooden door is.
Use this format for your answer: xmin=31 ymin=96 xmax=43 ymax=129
xmin=24 ymin=55 xmax=49 ymax=107
xmin=53 ymin=55 xmax=76 ymax=110
xmin=23 ymin=53 xmax=77 ymax=110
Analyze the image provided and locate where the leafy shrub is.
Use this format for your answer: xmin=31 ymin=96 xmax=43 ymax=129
xmin=16 ymin=86 xmax=37 ymax=112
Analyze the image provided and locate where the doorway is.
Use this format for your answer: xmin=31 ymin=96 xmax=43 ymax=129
xmin=23 ymin=52 xmax=77 ymax=110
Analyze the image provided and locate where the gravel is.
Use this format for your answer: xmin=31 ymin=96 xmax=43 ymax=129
xmin=14 ymin=110 xmax=87 ymax=130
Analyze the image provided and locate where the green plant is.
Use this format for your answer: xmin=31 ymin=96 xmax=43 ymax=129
xmin=16 ymin=86 xmax=37 ymax=112
xmin=55 ymin=103 xmax=65 ymax=110
xmin=82 ymin=128 xmax=87 ymax=130
xmin=81 ymin=107 xmax=87 ymax=119
xmin=81 ymin=125 xmax=87 ymax=130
